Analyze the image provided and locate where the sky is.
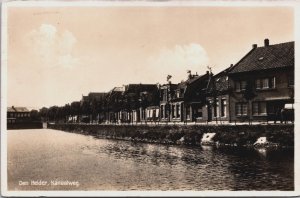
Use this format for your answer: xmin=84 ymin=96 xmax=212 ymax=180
xmin=6 ymin=5 xmax=294 ymax=109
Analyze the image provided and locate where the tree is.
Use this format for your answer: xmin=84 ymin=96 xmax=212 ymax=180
xmin=243 ymin=80 xmax=256 ymax=125
xmin=39 ymin=107 xmax=49 ymax=122
xmin=30 ymin=110 xmax=40 ymax=121
xmin=70 ymin=102 xmax=81 ymax=123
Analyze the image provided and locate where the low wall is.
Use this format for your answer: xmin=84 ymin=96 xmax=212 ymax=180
xmin=48 ymin=123 xmax=294 ymax=147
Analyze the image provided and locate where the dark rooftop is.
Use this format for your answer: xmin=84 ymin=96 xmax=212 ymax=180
xmin=177 ymin=72 xmax=209 ymax=90
xmin=124 ymin=84 xmax=158 ymax=93
xmin=7 ymin=106 xmax=30 ymax=112
xmin=229 ymin=41 xmax=294 ymax=74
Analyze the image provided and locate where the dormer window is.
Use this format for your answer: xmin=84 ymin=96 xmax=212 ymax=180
xmin=258 ymin=57 xmax=264 ymax=61
xmin=176 ymin=91 xmax=180 ymax=98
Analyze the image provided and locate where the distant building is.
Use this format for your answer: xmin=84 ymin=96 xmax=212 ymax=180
xmin=7 ymin=106 xmax=30 ymax=124
xmin=121 ymin=84 xmax=159 ymax=123
xmin=228 ymin=39 xmax=294 ymax=123
xmin=159 ymin=83 xmax=177 ymax=122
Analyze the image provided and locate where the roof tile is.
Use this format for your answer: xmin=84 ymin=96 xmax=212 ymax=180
xmin=229 ymin=41 xmax=294 ymax=74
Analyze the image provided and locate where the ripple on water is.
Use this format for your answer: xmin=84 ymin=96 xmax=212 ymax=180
xmin=7 ymin=129 xmax=294 ymax=191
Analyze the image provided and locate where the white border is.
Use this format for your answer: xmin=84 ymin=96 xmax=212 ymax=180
xmin=1 ymin=0 xmax=300 ymax=197
xmin=1 ymin=1 xmax=8 ymax=197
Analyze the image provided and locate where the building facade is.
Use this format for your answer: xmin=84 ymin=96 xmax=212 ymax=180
xmin=169 ymin=71 xmax=211 ymax=123
xmin=116 ymin=84 xmax=160 ymax=124
xmin=228 ymin=39 xmax=294 ymax=123
xmin=159 ymin=83 xmax=177 ymax=122
xmin=7 ymin=106 xmax=31 ymax=124
xmin=206 ymin=66 xmax=233 ymax=124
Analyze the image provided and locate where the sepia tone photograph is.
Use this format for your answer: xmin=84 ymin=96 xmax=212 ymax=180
xmin=1 ymin=0 xmax=299 ymax=196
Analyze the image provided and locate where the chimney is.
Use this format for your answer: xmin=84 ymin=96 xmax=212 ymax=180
xmin=206 ymin=71 xmax=209 ymax=75
xmin=252 ymin=44 xmax=257 ymax=49
xmin=264 ymin=38 xmax=269 ymax=47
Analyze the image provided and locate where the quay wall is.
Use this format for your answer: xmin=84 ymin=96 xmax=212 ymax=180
xmin=47 ymin=123 xmax=294 ymax=147
xmin=7 ymin=122 xmax=43 ymax=130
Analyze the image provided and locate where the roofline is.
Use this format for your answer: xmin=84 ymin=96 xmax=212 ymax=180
xmin=228 ymin=40 xmax=294 ymax=75
xmin=228 ymin=47 xmax=257 ymax=74
xmin=177 ymin=72 xmax=208 ymax=88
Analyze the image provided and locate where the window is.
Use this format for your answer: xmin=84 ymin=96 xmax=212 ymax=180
xmin=221 ymin=99 xmax=227 ymax=117
xmin=186 ymin=106 xmax=191 ymax=120
xmin=195 ymin=107 xmax=202 ymax=118
xmin=160 ymin=105 xmax=164 ymax=118
xmin=176 ymin=90 xmax=181 ymax=98
xmin=214 ymin=100 xmax=219 ymax=117
xmin=252 ymin=102 xmax=267 ymax=116
xmin=142 ymin=110 xmax=146 ymax=120
xmin=288 ymin=76 xmax=294 ymax=87
xmin=236 ymin=82 xmax=240 ymax=91
xmin=236 ymin=103 xmax=248 ymax=116
xmin=255 ymin=77 xmax=275 ymax=89
xmin=262 ymin=78 xmax=269 ymax=89
xmin=270 ymin=77 xmax=275 ymax=88
xmin=241 ymin=81 xmax=247 ymax=90
xmin=180 ymin=89 xmax=184 ymax=96
xmin=236 ymin=81 xmax=247 ymax=91
xmin=242 ymin=104 xmax=248 ymax=115
xmin=255 ymin=79 xmax=261 ymax=89
xmin=176 ymin=104 xmax=180 ymax=118
xmin=172 ymin=105 xmax=175 ymax=118
xmin=150 ymin=110 xmax=153 ymax=118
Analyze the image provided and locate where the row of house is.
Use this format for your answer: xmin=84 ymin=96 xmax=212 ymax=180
xmin=75 ymin=39 xmax=294 ymax=124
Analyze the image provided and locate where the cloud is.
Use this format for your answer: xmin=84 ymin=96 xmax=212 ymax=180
xmin=26 ymin=24 xmax=79 ymax=69
xmin=147 ymin=43 xmax=209 ymax=83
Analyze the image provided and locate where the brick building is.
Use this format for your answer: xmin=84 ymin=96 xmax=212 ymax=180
xmin=228 ymin=39 xmax=294 ymax=123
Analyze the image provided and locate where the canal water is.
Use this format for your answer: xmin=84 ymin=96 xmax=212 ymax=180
xmin=7 ymin=129 xmax=294 ymax=191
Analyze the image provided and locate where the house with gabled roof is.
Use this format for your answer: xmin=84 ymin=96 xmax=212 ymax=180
xmin=228 ymin=39 xmax=294 ymax=123
xmin=122 ymin=84 xmax=160 ymax=123
xmin=206 ymin=65 xmax=234 ymax=123
xmin=169 ymin=71 xmax=211 ymax=122
xmin=159 ymin=83 xmax=177 ymax=122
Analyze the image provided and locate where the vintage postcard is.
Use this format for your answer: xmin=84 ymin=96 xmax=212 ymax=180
xmin=1 ymin=0 xmax=299 ymax=197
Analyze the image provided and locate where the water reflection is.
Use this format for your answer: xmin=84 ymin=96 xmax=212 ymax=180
xmin=8 ymin=129 xmax=294 ymax=191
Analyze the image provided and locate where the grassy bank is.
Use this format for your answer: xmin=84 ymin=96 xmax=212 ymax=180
xmin=47 ymin=123 xmax=294 ymax=147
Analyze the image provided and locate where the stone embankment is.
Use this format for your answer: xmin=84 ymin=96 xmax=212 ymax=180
xmin=8 ymin=122 xmax=43 ymax=130
xmin=48 ymin=123 xmax=294 ymax=148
